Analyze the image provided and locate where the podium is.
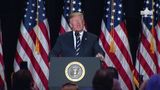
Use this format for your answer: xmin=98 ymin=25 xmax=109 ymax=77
xmin=49 ymin=57 xmax=101 ymax=90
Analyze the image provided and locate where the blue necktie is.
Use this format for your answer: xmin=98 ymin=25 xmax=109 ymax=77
xmin=75 ymin=32 xmax=81 ymax=56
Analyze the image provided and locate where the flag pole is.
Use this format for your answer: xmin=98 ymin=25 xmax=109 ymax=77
xmin=35 ymin=0 xmax=40 ymax=53
xmin=109 ymin=0 xmax=115 ymax=53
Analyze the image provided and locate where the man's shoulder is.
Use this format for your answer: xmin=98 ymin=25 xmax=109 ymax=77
xmin=59 ymin=31 xmax=72 ymax=38
xmin=85 ymin=32 xmax=97 ymax=38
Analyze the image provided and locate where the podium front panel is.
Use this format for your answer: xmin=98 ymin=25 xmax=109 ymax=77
xmin=48 ymin=57 xmax=101 ymax=90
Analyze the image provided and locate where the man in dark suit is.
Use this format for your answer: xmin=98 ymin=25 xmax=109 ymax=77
xmin=49 ymin=12 xmax=104 ymax=58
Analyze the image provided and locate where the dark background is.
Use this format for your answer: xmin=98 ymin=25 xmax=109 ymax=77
xmin=0 ymin=0 xmax=143 ymax=89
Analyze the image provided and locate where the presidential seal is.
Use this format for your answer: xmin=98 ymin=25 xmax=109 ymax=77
xmin=65 ymin=61 xmax=85 ymax=82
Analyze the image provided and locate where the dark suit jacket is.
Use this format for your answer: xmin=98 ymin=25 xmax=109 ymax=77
xmin=49 ymin=31 xmax=105 ymax=57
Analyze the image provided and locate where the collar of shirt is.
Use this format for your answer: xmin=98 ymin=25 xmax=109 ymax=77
xmin=73 ymin=31 xmax=84 ymax=49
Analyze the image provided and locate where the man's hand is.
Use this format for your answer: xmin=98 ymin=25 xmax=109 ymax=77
xmin=96 ymin=53 xmax=104 ymax=61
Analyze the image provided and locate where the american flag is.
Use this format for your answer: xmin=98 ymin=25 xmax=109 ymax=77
xmin=14 ymin=0 xmax=50 ymax=89
xmin=99 ymin=0 xmax=135 ymax=90
xmin=60 ymin=0 xmax=82 ymax=33
xmin=134 ymin=0 xmax=160 ymax=87
xmin=0 ymin=20 xmax=7 ymax=90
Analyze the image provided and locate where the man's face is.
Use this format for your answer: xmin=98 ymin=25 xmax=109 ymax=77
xmin=70 ymin=15 xmax=85 ymax=32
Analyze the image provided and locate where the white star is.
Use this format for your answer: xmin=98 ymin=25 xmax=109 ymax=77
xmin=118 ymin=11 xmax=121 ymax=14
xmin=31 ymin=10 xmax=34 ymax=13
xmin=32 ymin=4 xmax=35 ymax=7
xmin=107 ymin=1 xmax=110 ymax=4
xmin=149 ymin=22 xmax=152 ymax=26
xmin=66 ymin=14 xmax=69 ymax=16
xmin=119 ymin=4 xmax=122 ymax=8
xmin=42 ymin=14 xmax=45 ymax=17
xmin=78 ymin=9 xmax=81 ymax=12
xmin=27 ymin=2 xmax=29 ymax=5
xmin=67 ymin=7 xmax=69 ymax=10
xmin=106 ymin=15 xmax=108 ymax=18
xmin=43 ymin=7 xmax=45 ymax=10
xmin=106 ymin=8 xmax=109 ymax=11
xmin=113 ymin=3 xmax=116 ymax=6
xmin=29 ymin=23 xmax=32 ymax=26
xmin=72 ymin=8 xmax=75 ymax=11
xmin=146 ymin=1 xmax=149 ymax=4
xmin=30 ymin=16 xmax=33 ymax=19
xmin=67 ymin=0 xmax=70 ymax=3
xmin=24 ymin=15 xmax=27 ymax=17
xmin=156 ymin=4 xmax=159 ymax=7
xmin=39 ymin=0 xmax=41 ymax=2
xmin=73 ymin=1 xmax=76 ymax=4
xmin=38 ymin=5 xmax=40 ymax=8
xmin=150 ymin=15 xmax=153 ymax=19
xmin=25 ymin=8 xmax=28 ymax=11
xmin=117 ymin=17 xmax=120 ymax=21
xmin=79 ymin=2 xmax=81 ymax=5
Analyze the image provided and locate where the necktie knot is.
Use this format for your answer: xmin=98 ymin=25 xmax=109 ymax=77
xmin=75 ymin=32 xmax=80 ymax=37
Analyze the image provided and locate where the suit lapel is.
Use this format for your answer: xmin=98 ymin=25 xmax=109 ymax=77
xmin=79 ymin=32 xmax=87 ymax=56
xmin=68 ymin=31 xmax=75 ymax=55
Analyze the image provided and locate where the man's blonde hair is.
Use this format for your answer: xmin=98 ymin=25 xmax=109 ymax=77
xmin=69 ymin=12 xmax=84 ymax=20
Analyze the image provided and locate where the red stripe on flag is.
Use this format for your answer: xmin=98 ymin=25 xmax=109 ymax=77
xmin=18 ymin=33 xmax=48 ymax=90
xmin=100 ymin=31 xmax=133 ymax=90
